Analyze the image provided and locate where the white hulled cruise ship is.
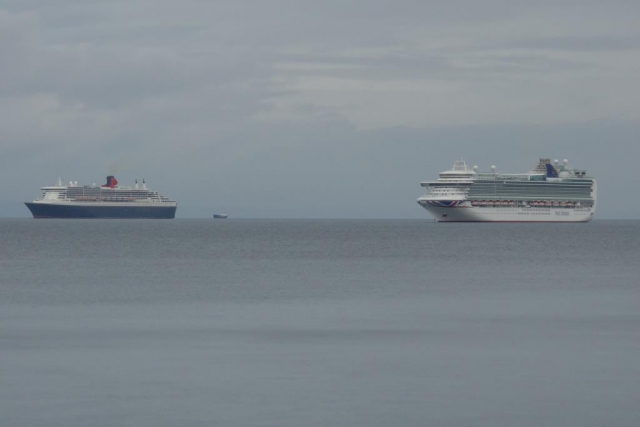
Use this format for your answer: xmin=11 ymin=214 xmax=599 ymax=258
xmin=25 ymin=176 xmax=177 ymax=219
xmin=417 ymin=158 xmax=597 ymax=222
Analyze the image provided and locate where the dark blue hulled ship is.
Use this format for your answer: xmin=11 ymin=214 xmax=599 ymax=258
xmin=25 ymin=176 xmax=177 ymax=219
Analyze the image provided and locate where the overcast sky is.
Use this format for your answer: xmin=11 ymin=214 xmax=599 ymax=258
xmin=1 ymin=0 xmax=639 ymax=218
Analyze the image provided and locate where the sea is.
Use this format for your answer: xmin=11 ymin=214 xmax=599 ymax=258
xmin=1 ymin=219 xmax=639 ymax=427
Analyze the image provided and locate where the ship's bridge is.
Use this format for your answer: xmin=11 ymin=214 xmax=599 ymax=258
xmin=420 ymin=159 xmax=476 ymax=188
xmin=419 ymin=159 xmax=474 ymax=201
xmin=437 ymin=159 xmax=476 ymax=180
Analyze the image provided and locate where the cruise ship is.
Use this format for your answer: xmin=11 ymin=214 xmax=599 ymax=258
xmin=417 ymin=158 xmax=597 ymax=222
xmin=25 ymin=176 xmax=177 ymax=219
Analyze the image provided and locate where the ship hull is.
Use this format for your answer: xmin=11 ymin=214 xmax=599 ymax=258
xmin=419 ymin=205 xmax=594 ymax=222
xmin=25 ymin=202 xmax=176 ymax=219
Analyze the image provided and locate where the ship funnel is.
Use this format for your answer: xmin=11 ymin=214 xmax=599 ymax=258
xmin=101 ymin=176 xmax=118 ymax=188
xmin=135 ymin=179 xmax=139 ymax=190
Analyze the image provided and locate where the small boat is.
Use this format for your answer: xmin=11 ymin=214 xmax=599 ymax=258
xmin=213 ymin=213 xmax=228 ymax=219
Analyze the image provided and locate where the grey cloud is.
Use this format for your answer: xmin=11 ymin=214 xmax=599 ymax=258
xmin=1 ymin=0 xmax=639 ymax=218
xmin=495 ymin=35 xmax=640 ymax=52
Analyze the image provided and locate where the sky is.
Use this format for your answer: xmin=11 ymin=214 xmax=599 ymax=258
xmin=1 ymin=0 xmax=639 ymax=218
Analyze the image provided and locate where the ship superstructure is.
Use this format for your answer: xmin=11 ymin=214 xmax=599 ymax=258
xmin=25 ymin=176 xmax=177 ymax=219
xmin=417 ymin=158 xmax=596 ymax=222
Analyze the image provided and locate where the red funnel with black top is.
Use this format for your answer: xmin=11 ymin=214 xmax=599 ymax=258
xmin=101 ymin=176 xmax=118 ymax=188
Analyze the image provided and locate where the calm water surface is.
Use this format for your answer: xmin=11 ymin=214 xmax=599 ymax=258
xmin=1 ymin=219 xmax=639 ymax=426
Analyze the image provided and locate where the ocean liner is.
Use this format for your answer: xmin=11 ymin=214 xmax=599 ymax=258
xmin=417 ymin=158 xmax=596 ymax=222
xmin=25 ymin=176 xmax=177 ymax=219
